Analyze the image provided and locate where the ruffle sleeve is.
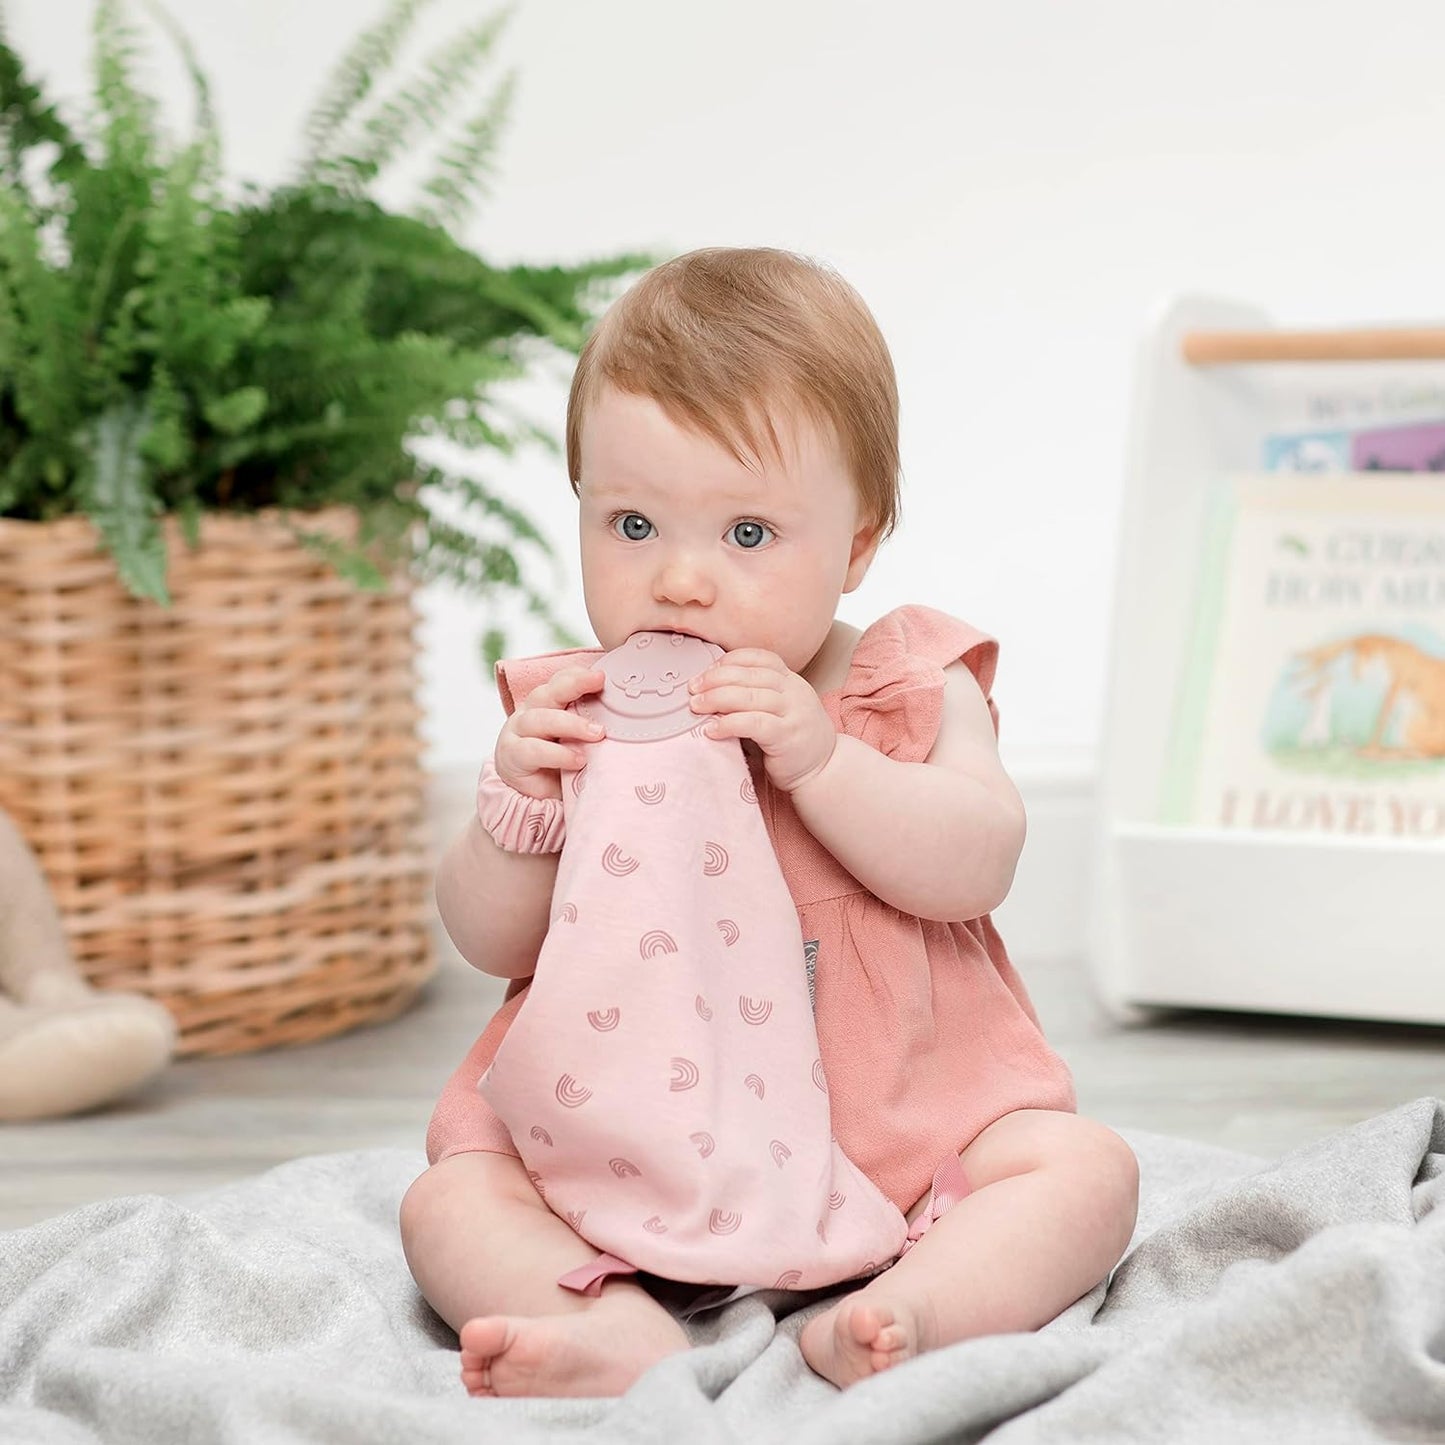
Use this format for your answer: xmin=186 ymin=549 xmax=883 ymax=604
xmin=837 ymin=605 xmax=1000 ymax=764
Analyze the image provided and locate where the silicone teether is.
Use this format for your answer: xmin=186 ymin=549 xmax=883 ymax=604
xmin=575 ymin=631 xmax=722 ymax=742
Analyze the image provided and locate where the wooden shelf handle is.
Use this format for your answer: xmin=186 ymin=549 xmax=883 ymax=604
xmin=1182 ymin=327 xmax=1445 ymax=365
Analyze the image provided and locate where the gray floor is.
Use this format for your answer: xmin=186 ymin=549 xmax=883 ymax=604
xmin=4 ymin=785 xmax=1444 ymax=1231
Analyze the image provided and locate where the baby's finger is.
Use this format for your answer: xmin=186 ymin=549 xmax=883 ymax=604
xmin=530 ymin=666 xmax=606 ymax=709
xmin=708 ymin=648 xmax=787 ymax=672
xmin=515 ymin=737 xmax=588 ymax=773
xmin=690 ymin=683 xmax=782 ymax=717
xmin=512 ymin=707 xmax=605 ymax=743
xmin=688 ymin=663 xmax=782 ymax=695
xmin=555 ymin=665 xmax=607 ymax=702
xmin=700 ymin=710 xmax=770 ymax=742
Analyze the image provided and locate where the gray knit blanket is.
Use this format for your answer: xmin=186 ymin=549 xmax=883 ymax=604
xmin=3 ymin=1098 xmax=1443 ymax=1443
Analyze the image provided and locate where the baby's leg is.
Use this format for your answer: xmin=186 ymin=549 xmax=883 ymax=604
xmin=800 ymin=1110 xmax=1138 ymax=1388
xmin=400 ymin=1151 xmax=689 ymax=1397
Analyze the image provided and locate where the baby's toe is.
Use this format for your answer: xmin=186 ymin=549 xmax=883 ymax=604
xmin=848 ymin=1303 xmax=893 ymax=1347
xmin=459 ymin=1316 xmax=511 ymax=1359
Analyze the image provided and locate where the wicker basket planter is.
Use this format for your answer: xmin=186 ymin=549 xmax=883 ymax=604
xmin=0 ymin=508 xmax=436 ymax=1056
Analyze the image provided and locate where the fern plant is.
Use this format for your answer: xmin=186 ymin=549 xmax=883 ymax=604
xmin=0 ymin=0 xmax=646 ymax=663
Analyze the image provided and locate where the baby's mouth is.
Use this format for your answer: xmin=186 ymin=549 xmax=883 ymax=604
xmin=656 ymin=625 xmax=719 ymax=647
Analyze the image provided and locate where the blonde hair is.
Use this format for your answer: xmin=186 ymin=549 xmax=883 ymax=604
xmin=566 ymin=247 xmax=900 ymax=541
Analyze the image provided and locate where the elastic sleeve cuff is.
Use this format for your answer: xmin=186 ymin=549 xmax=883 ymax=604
xmin=476 ymin=760 xmax=566 ymax=853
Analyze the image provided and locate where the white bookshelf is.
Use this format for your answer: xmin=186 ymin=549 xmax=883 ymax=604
xmin=1088 ymin=297 xmax=1445 ymax=1027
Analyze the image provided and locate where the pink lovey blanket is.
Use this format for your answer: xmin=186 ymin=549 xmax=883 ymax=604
xmin=478 ymin=631 xmax=908 ymax=1291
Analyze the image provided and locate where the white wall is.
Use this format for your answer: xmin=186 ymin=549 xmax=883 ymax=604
xmin=15 ymin=0 xmax=1445 ymax=774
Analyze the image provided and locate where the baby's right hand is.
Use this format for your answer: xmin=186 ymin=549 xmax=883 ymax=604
xmin=493 ymin=666 xmax=607 ymax=800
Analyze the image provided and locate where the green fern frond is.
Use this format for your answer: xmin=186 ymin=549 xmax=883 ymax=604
xmin=176 ymin=490 xmax=202 ymax=546
xmin=0 ymin=254 xmax=18 ymax=380
xmin=484 ymin=392 xmax=565 ymax=455
xmin=417 ymin=509 xmax=582 ymax=660
xmin=208 ymin=413 xmax=403 ymax=470
xmin=285 ymin=517 xmax=390 ymax=590
xmin=80 ymin=201 xmax=142 ymax=344
xmin=0 ymin=185 xmax=85 ymax=442
xmin=138 ymin=0 xmax=218 ymax=159
xmin=92 ymin=0 xmax=160 ymax=176
xmin=416 ymin=399 xmax=568 ymax=461
xmin=415 ymin=464 xmax=555 ymax=556
xmin=142 ymin=141 xmax=254 ymax=381
xmin=479 ymin=627 xmax=507 ymax=671
xmin=418 ymin=514 xmax=525 ymax=591
xmin=323 ymin=6 xmax=511 ymax=193
xmin=139 ymin=362 xmax=187 ymax=470
xmin=467 ymin=264 xmax=589 ymax=350
xmin=472 ymin=254 xmax=653 ymax=350
xmin=297 ymin=0 xmax=438 ymax=176
xmin=76 ymin=395 xmax=170 ymax=602
xmin=415 ymin=68 xmax=514 ymax=228
xmin=201 ymin=385 xmax=266 ymax=435
xmin=0 ymin=31 xmax=87 ymax=199
xmin=88 ymin=282 xmax=147 ymax=408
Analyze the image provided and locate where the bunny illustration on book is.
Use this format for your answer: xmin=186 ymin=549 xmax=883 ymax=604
xmin=1292 ymin=633 xmax=1445 ymax=759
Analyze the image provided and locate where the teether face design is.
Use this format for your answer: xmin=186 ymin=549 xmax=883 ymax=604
xmin=575 ymin=631 xmax=722 ymax=742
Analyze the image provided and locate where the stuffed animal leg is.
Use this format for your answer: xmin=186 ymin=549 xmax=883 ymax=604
xmin=0 ymin=808 xmax=175 ymax=1121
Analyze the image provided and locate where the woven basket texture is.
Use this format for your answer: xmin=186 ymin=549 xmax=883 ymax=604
xmin=0 ymin=509 xmax=436 ymax=1056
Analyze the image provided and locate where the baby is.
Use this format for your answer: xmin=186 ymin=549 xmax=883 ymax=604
xmin=401 ymin=247 xmax=1139 ymax=1397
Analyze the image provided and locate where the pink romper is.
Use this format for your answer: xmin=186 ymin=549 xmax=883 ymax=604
xmin=428 ymin=606 xmax=1076 ymax=1241
xmin=477 ymin=630 xmax=908 ymax=1291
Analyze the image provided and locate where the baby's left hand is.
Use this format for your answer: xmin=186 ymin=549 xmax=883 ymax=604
xmin=688 ymin=649 xmax=836 ymax=794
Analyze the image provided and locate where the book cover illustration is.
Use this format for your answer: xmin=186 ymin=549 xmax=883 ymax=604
xmin=1168 ymin=473 xmax=1445 ymax=836
xmin=1263 ymin=420 xmax=1445 ymax=474
xmin=1263 ymin=430 xmax=1351 ymax=472
xmin=1353 ymin=420 xmax=1445 ymax=472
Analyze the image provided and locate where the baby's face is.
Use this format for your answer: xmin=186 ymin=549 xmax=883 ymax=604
xmin=576 ymin=385 xmax=876 ymax=677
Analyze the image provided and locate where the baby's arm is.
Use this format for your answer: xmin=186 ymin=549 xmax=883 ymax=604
xmin=790 ymin=662 xmax=1025 ymax=922
xmin=435 ymin=664 xmax=605 ymax=980
xmin=436 ymin=824 xmax=560 ymax=980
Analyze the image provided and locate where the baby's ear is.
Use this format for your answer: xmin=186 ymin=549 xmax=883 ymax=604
xmin=843 ymin=522 xmax=882 ymax=593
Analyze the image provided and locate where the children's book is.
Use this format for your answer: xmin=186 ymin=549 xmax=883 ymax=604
xmin=1164 ymin=472 xmax=1445 ymax=836
xmin=1263 ymin=430 xmax=1351 ymax=472
xmin=1353 ymin=421 xmax=1445 ymax=472
xmin=1263 ymin=419 xmax=1445 ymax=473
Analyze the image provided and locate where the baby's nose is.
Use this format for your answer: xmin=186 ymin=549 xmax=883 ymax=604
xmin=652 ymin=554 xmax=716 ymax=607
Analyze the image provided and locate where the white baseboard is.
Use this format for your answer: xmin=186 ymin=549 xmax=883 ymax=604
xmin=428 ymin=750 xmax=1099 ymax=966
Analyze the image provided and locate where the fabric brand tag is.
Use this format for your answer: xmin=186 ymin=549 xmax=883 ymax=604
xmin=803 ymin=939 xmax=819 ymax=1013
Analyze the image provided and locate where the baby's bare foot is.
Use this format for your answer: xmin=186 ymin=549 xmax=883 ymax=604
xmin=458 ymin=1297 xmax=689 ymax=1398
xmin=799 ymin=1293 xmax=930 ymax=1388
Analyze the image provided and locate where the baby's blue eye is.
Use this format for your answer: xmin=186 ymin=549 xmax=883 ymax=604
xmin=612 ymin=513 xmax=653 ymax=542
xmin=730 ymin=520 xmax=773 ymax=549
